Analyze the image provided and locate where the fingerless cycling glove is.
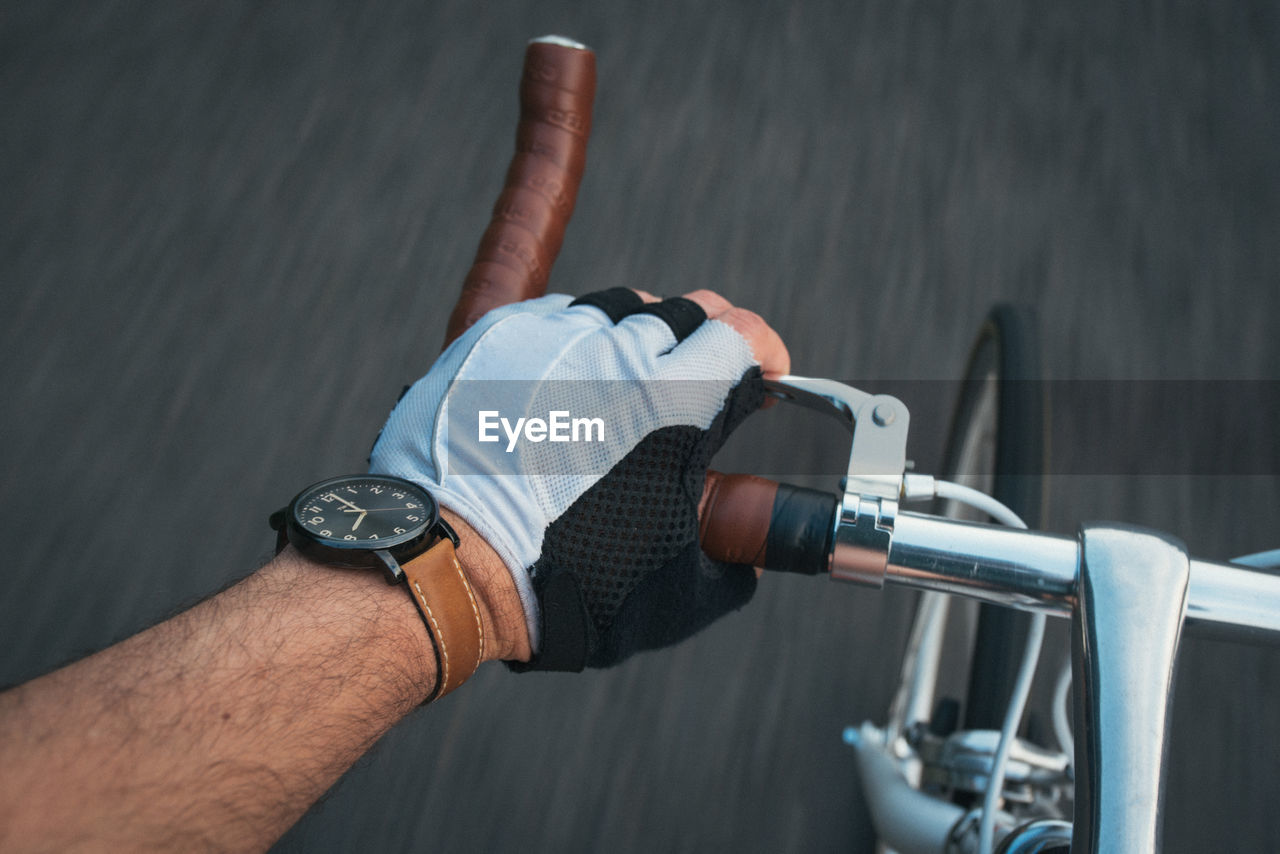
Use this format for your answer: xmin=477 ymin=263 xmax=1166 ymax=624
xmin=370 ymin=290 xmax=763 ymax=670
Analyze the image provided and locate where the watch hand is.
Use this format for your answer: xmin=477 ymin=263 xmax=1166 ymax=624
xmin=351 ymin=512 xmax=367 ymax=532
xmin=329 ymin=493 xmax=366 ymax=513
xmin=342 ymin=506 xmax=416 ymax=512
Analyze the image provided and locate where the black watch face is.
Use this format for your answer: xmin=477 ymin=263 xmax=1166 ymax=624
xmin=291 ymin=475 xmax=437 ymax=552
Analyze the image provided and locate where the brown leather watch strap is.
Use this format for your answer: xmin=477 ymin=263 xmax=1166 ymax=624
xmin=400 ymin=538 xmax=485 ymax=702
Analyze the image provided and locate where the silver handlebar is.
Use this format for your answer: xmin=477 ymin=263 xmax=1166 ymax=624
xmin=833 ymin=508 xmax=1280 ymax=853
xmin=764 ymin=375 xmax=1280 ymax=643
xmin=767 ymin=374 xmax=1280 ymax=854
xmin=839 ymin=508 xmax=1280 ymax=646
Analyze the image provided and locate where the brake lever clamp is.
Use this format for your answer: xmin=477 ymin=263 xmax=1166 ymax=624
xmin=765 ymin=376 xmax=909 ymax=587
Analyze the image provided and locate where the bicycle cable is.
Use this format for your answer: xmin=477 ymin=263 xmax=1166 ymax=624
xmin=909 ymin=477 xmax=1043 ymax=853
xmin=1052 ymin=653 xmax=1074 ymax=758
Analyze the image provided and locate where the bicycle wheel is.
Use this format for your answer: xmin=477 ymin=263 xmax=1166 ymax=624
xmin=938 ymin=303 xmax=1047 ymax=731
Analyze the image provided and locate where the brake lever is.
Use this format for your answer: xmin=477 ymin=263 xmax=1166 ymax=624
xmin=765 ymin=375 xmax=910 ymax=501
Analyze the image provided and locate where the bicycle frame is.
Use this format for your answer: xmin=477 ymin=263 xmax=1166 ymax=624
xmin=765 ymin=376 xmax=1280 ymax=854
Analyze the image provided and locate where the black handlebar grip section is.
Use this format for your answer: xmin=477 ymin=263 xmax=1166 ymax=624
xmin=700 ymin=473 xmax=836 ymax=574
xmin=443 ymin=37 xmax=596 ymax=348
xmin=766 ymin=482 xmax=837 ymax=574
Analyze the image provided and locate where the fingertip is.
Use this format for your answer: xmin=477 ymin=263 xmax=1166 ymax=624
xmin=717 ymin=307 xmax=791 ymax=376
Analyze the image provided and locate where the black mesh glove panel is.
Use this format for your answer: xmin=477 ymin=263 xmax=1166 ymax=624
xmin=516 ymin=367 xmax=764 ymax=671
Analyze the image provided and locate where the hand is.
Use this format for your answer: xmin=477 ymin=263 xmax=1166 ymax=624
xmin=370 ymin=289 xmax=789 ymax=670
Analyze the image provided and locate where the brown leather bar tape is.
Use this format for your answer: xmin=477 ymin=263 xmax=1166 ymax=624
xmin=436 ymin=42 xmax=807 ymax=581
xmin=699 ymin=472 xmax=777 ymax=567
xmin=443 ymin=37 xmax=596 ymax=348
xmin=699 ymin=473 xmax=837 ymax=573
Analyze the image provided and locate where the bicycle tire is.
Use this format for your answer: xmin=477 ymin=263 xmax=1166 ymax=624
xmin=937 ymin=303 xmax=1047 ymax=732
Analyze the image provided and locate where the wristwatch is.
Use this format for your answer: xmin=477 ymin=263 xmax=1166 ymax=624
xmin=269 ymin=473 xmax=484 ymax=702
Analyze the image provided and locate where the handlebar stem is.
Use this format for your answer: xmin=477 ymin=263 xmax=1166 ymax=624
xmin=1070 ymin=525 xmax=1189 ymax=854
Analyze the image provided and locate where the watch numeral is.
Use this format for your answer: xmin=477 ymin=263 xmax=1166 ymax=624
xmin=406 ymin=515 xmax=420 ymax=522
xmin=310 ymin=516 xmax=324 ymax=525
xmin=321 ymin=494 xmax=336 ymax=503
xmin=320 ymin=530 xmax=333 ymax=537
xmin=405 ymin=502 xmax=419 ymax=509
xmin=344 ymin=535 xmax=356 ymax=540
xmin=394 ymin=527 xmax=406 ymax=534
xmin=370 ymin=487 xmax=384 ymax=494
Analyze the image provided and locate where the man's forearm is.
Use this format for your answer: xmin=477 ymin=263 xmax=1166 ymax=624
xmin=0 ymin=548 xmax=433 ymax=850
xmin=0 ymin=513 xmax=526 ymax=853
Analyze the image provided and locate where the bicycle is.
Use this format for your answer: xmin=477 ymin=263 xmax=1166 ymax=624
xmin=450 ymin=36 xmax=1280 ymax=854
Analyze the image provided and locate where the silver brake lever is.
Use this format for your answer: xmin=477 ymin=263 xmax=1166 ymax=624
xmin=765 ymin=375 xmax=912 ymax=587
xmin=765 ymin=375 xmax=910 ymax=501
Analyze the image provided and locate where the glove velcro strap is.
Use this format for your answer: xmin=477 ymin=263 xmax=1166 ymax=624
xmin=509 ymin=570 xmax=592 ymax=672
xmin=628 ymin=297 xmax=707 ymax=343
xmin=569 ymin=288 xmax=645 ymax=323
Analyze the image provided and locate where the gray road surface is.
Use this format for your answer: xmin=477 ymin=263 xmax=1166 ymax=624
xmin=3 ymin=2 xmax=1278 ymax=851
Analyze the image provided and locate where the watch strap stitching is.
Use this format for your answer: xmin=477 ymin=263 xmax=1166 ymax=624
xmin=449 ymin=550 xmax=486 ymax=669
xmin=411 ymin=579 xmax=450 ymax=702
xmin=403 ymin=539 xmax=485 ymax=703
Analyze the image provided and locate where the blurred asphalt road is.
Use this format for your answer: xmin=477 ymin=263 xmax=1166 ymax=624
xmin=3 ymin=2 xmax=1278 ymax=851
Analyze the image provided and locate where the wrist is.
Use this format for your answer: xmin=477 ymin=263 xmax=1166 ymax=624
xmin=440 ymin=509 xmax=531 ymax=663
xmin=282 ymin=507 xmax=531 ymax=667
xmin=270 ymin=546 xmax=439 ymax=707
xmin=274 ymin=503 xmax=529 ymax=708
